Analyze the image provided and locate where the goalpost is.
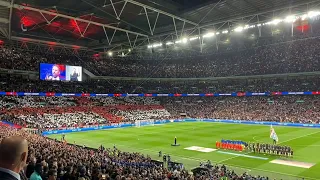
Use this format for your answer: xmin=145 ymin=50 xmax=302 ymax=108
xmin=135 ymin=119 xmax=155 ymax=128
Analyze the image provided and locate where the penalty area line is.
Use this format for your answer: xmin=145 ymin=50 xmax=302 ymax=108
xmin=218 ymin=131 xmax=320 ymax=164
xmin=277 ymin=131 xmax=320 ymax=144
xmin=68 ymin=137 xmax=317 ymax=180
xmin=111 ymin=144 xmax=317 ymax=180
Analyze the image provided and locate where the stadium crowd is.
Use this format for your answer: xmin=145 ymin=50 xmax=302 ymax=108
xmin=15 ymin=112 xmax=106 ymax=129
xmin=1 ymin=25 xmax=320 ymax=78
xmin=1 ymin=73 xmax=320 ymax=94
xmin=163 ymin=96 xmax=320 ymax=124
xmin=1 ymin=19 xmax=320 ymax=180
xmin=0 ymin=96 xmax=168 ymax=129
xmin=0 ymin=125 xmax=274 ymax=180
xmin=115 ymin=109 xmax=170 ymax=122
xmin=90 ymin=37 xmax=320 ymax=78
xmin=0 ymin=95 xmax=319 ymax=130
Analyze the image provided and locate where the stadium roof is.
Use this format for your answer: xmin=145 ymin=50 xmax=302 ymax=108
xmin=0 ymin=0 xmax=319 ymax=53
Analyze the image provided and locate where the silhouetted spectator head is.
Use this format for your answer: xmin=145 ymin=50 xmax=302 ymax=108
xmin=0 ymin=136 xmax=28 ymax=174
xmin=48 ymin=169 xmax=57 ymax=180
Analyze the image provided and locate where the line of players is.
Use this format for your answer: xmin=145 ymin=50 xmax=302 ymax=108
xmin=216 ymin=140 xmax=245 ymax=151
xmin=247 ymin=142 xmax=293 ymax=157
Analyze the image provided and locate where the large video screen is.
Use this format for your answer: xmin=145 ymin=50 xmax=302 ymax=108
xmin=66 ymin=65 xmax=82 ymax=81
xmin=40 ymin=63 xmax=82 ymax=81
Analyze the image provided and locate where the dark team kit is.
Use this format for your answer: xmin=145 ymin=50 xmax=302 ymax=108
xmin=247 ymin=142 xmax=293 ymax=157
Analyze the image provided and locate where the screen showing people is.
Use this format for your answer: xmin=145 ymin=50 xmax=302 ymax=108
xmin=40 ymin=63 xmax=82 ymax=81
xmin=66 ymin=66 xmax=82 ymax=81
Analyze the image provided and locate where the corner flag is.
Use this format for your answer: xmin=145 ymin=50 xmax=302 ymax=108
xmin=270 ymin=125 xmax=279 ymax=142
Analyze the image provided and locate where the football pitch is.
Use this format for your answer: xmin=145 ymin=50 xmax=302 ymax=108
xmin=48 ymin=122 xmax=320 ymax=180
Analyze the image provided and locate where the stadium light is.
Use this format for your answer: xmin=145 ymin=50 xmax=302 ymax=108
xmin=308 ymin=11 xmax=320 ymax=18
xmin=128 ymin=49 xmax=131 ymax=52
xmin=234 ymin=26 xmax=244 ymax=32
xmin=152 ymin=43 xmax=162 ymax=48
xmin=189 ymin=36 xmax=199 ymax=41
xmin=173 ymin=38 xmax=189 ymax=44
xmin=270 ymin=19 xmax=282 ymax=25
xmin=108 ymin=51 xmax=113 ymax=56
xmin=144 ymin=9 xmax=320 ymax=50
xmin=182 ymin=38 xmax=188 ymax=43
xmin=284 ymin=15 xmax=297 ymax=23
xmin=301 ymin=14 xmax=308 ymax=20
xmin=203 ymin=32 xmax=215 ymax=38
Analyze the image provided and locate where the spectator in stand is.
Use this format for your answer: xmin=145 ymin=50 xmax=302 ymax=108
xmin=0 ymin=136 xmax=28 ymax=180
xmin=0 ymin=126 xmax=194 ymax=180
xmin=26 ymin=157 xmax=36 ymax=178
xmin=1 ymin=25 xmax=320 ymax=79
xmin=0 ymin=119 xmax=273 ymax=180
xmin=47 ymin=169 xmax=57 ymax=180
xmin=162 ymin=96 xmax=320 ymax=124
xmin=1 ymin=73 xmax=320 ymax=94
xmin=29 ymin=163 xmax=42 ymax=180
xmin=1 ymin=95 xmax=320 ymax=129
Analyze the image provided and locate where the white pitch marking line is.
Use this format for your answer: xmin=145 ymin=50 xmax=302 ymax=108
xmin=253 ymin=136 xmax=259 ymax=142
xmin=278 ymin=131 xmax=320 ymax=144
xmin=184 ymin=156 xmax=317 ymax=180
xmin=294 ymin=144 xmax=320 ymax=147
xmin=56 ymin=126 xmax=320 ymax=180
xmin=218 ymin=131 xmax=320 ymax=164
xmin=270 ymin=159 xmax=315 ymax=169
xmin=61 ymin=137 xmax=318 ymax=180
xmin=79 ymin=138 xmax=316 ymax=180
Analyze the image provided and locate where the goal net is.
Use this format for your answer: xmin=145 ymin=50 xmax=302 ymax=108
xmin=135 ymin=119 xmax=155 ymax=128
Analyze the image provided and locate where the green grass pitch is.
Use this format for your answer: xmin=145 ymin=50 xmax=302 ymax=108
xmin=48 ymin=122 xmax=320 ymax=180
